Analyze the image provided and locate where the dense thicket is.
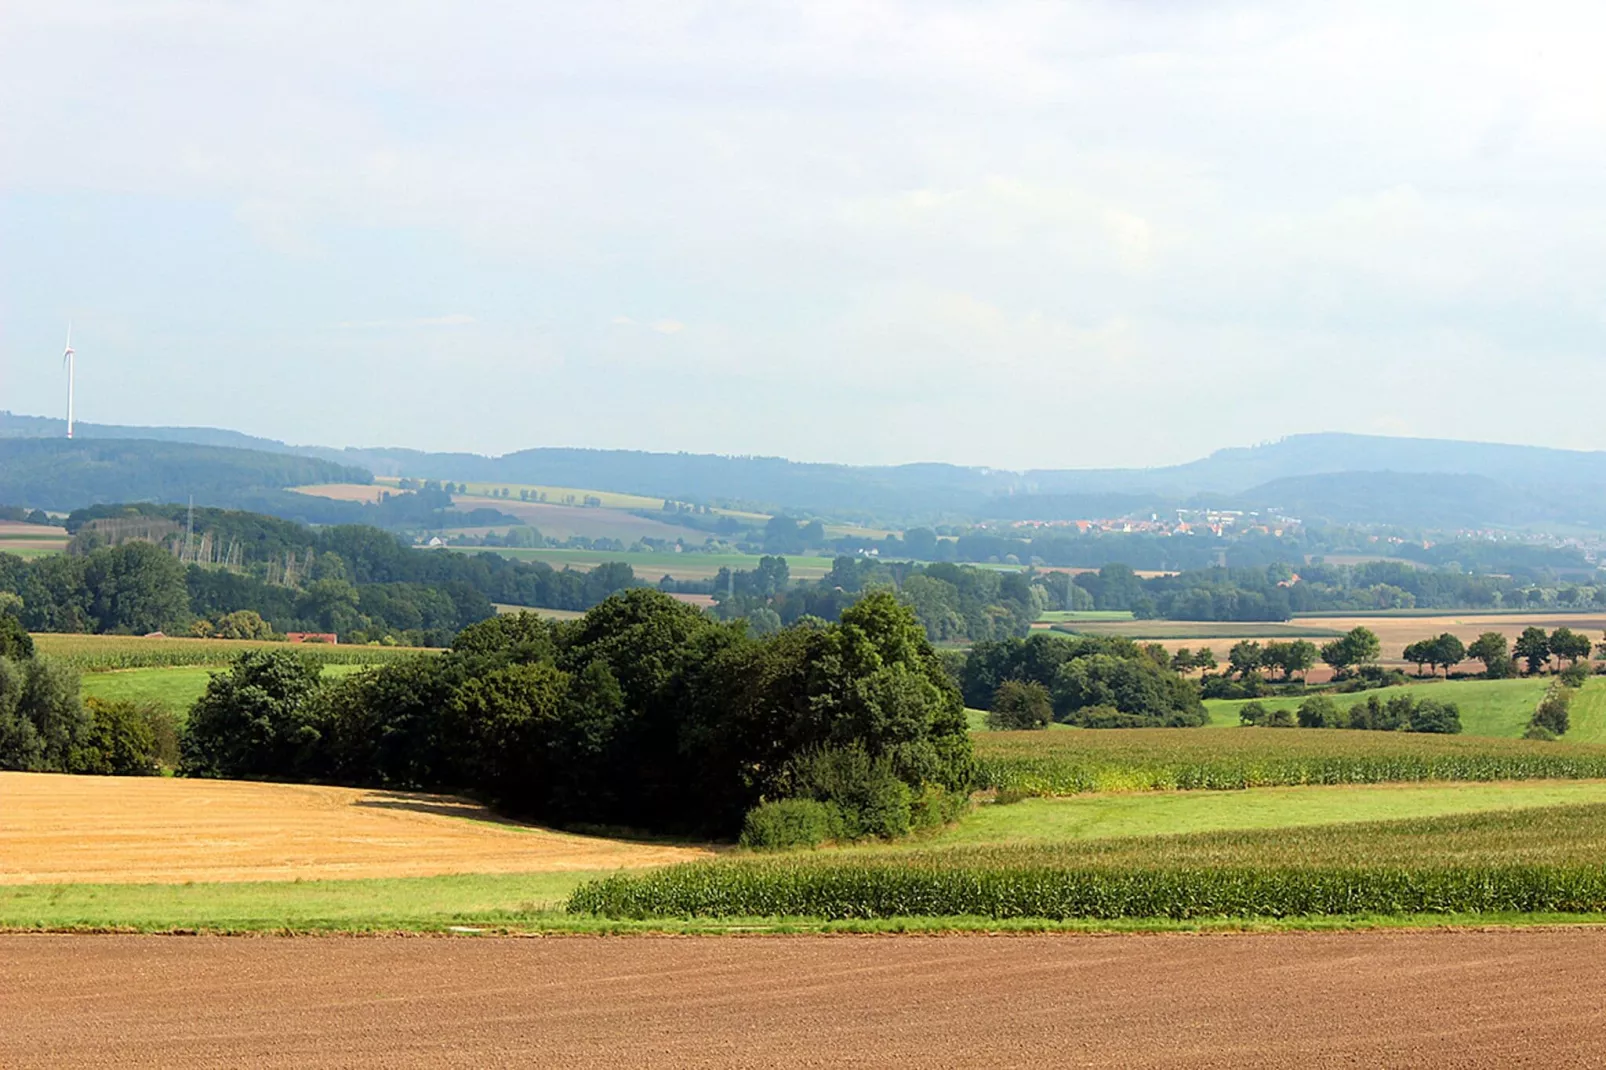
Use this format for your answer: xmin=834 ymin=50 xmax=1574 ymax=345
xmin=179 ymin=590 xmax=973 ymax=838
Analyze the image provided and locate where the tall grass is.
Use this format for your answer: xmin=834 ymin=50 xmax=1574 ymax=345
xmin=974 ymin=728 xmax=1606 ymax=794
xmin=569 ymin=803 xmax=1606 ymax=920
xmin=32 ymin=633 xmax=437 ymax=671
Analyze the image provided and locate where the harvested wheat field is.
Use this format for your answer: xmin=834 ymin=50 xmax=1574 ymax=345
xmin=0 ymin=773 xmax=709 ymax=885
xmin=5 ymin=930 xmax=1606 ymax=1068
xmin=1080 ymin=612 xmax=1606 ymax=671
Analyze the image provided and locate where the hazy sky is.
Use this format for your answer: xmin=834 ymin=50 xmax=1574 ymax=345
xmin=4 ymin=2 xmax=1605 ymax=469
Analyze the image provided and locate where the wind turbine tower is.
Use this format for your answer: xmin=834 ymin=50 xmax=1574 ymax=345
xmin=62 ymin=324 xmax=75 ymax=439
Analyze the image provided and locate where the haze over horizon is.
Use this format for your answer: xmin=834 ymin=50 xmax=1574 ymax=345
xmin=5 ymin=2 xmax=1606 ymax=469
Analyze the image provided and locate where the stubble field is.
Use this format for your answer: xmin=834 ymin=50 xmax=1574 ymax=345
xmin=0 ymin=772 xmax=708 ymax=885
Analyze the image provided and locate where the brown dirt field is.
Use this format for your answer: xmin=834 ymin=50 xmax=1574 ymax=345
xmin=0 ymin=521 xmax=67 ymax=538
xmin=5 ymin=930 xmax=1605 ymax=1068
xmin=0 ymin=773 xmax=709 ymax=885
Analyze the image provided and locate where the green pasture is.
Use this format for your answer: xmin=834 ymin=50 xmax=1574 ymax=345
xmin=1034 ymin=610 xmax=1135 ymax=623
xmin=1202 ymin=676 xmax=1606 ymax=741
xmin=79 ymin=663 xmax=372 ymax=719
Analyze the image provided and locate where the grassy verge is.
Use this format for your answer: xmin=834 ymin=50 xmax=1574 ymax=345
xmin=973 ymin=726 xmax=1606 ymax=795
xmin=569 ymin=803 xmax=1606 ymax=921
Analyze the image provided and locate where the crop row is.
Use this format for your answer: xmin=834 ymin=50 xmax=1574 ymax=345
xmin=570 ymin=863 xmax=1606 ymax=920
xmin=974 ymin=728 xmax=1606 ymax=794
xmin=569 ymin=803 xmax=1606 ymax=920
xmin=31 ymin=633 xmax=436 ymax=671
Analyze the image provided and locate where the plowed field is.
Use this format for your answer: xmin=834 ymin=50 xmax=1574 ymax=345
xmin=4 ymin=930 xmax=1604 ymax=1068
xmin=0 ymin=772 xmax=709 ymax=884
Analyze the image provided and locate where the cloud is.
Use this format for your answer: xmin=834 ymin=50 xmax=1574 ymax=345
xmin=651 ymin=319 xmax=685 ymax=335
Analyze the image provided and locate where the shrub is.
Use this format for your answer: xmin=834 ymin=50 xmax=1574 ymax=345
xmin=1296 ymin=696 xmax=1338 ymax=729
xmin=1530 ymin=684 xmax=1572 ymax=738
xmin=1239 ymin=701 xmax=1269 ymax=727
xmin=986 ymin=679 xmax=1052 ymax=730
xmin=739 ymin=799 xmax=845 ymax=850
xmin=1202 ymin=673 xmax=1271 ymax=701
xmin=1407 ymin=699 xmax=1462 ymax=735
xmin=1069 ymin=705 xmax=1155 ymax=729
xmin=1560 ymin=662 xmax=1591 ymax=688
xmin=1266 ymin=707 xmax=1296 ymax=728
xmin=784 ymin=745 xmax=914 ymax=840
xmin=71 ymin=698 xmax=176 ymax=775
xmin=0 ymin=614 xmax=34 ymax=660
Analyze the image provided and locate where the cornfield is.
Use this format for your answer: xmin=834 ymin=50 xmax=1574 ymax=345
xmin=569 ymin=803 xmax=1606 ymax=920
xmin=32 ymin=633 xmax=438 ymax=672
xmin=974 ymin=728 xmax=1606 ymax=794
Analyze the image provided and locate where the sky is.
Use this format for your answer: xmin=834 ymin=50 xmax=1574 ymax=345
xmin=3 ymin=2 xmax=1605 ymax=470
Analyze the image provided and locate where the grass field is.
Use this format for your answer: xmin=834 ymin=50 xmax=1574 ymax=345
xmin=79 ymin=663 xmax=373 ymax=718
xmin=34 ymin=633 xmax=437 ymax=671
xmin=1034 ymin=610 xmax=1135 ymax=623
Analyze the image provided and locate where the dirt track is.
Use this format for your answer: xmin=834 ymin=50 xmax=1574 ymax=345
xmin=4 ymin=930 xmax=1605 ymax=1067
xmin=0 ymin=772 xmax=708 ymax=884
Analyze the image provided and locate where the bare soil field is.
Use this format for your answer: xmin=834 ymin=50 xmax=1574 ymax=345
xmin=0 ymin=773 xmax=708 ymax=884
xmin=4 ymin=930 xmax=1604 ymax=1068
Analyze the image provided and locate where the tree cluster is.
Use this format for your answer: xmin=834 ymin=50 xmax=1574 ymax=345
xmin=179 ymin=591 xmax=973 ymax=840
xmin=962 ymin=633 xmax=1206 ymax=728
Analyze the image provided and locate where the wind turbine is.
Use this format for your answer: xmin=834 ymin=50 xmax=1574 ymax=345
xmin=62 ymin=324 xmax=75 ymax=439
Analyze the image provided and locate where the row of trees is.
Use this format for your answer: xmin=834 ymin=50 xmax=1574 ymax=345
xmin=1240 ymin=693 xmax=1461 ymax=733
xmin=180 ymin=591 xmax=973 ymax=841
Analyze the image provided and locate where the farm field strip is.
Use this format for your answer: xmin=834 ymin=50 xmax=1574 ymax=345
xmin=570 ymin=802 xmax=1606 ymax=921
xmin=973 ymin=724 xmax=1606 ymax=794
xmin=460 ymin=546 xmax=845 ymax=580
xmin=1061 ymin=612 xmax=1606 ymax=665
xmin=33 ymin=632 xmax=436 ymax=671
xmin=0 ymin=772 xmax=711 ymax=885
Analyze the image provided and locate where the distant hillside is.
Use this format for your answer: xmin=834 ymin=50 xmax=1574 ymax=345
xmin=0 ymin=439 xmax=371 ymax=514
xmin=7 ymin=413 xmax=1606 ymax=529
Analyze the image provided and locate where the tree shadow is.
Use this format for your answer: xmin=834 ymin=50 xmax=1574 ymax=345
xmin=351 ymin=791 xmax=530 ymax=828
